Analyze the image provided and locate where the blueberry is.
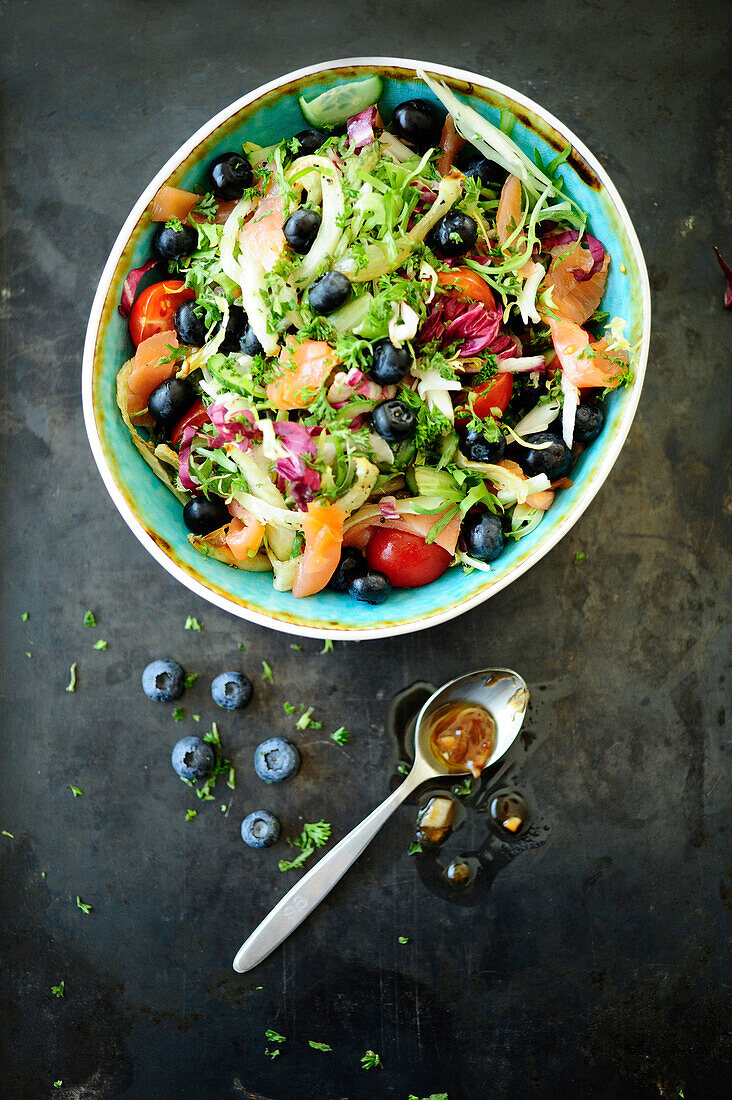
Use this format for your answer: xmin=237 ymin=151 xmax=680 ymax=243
xmin=210 ymin=151 xmax=253 ymax=199
xmin=147 ymin=377 xmax=197 ymax=432
xmin=239 ymin=324 xmax=264 ymax=357
xmin=254 ymin=738 xmax=301 ymax=784
xmin=171 ymin=736 xmax=215 ymax=781
xmin=211 ymin=671 xmax=253 ymax=710
xmin=462 ymin=512 xmax=506 ymax=562
xmin=574 ymin=401 xmax=604 ymax=444
xmin=459 ymin=425 xmax=506 ymax=464
xmin=329 ymin=547 xmax=366 ymax=592
xmin=152 ymin=222 xmax=198 ymax=261
xmin=519 ymin=432 xmax=573 ymax=479
xmin=142 ymin=658 xmax=185 ymax=702
xmin=174 ymin=300 xmax=207 ymax=346
xmin=369 ymin=339 xmax=412 ymax=385
xmin=349 ymin=570 xmax=391 ymax=604
xmin=430 ymin=211 xmax=478 ymax=257
xmin=391 ymin=99 xmax=444 ymax=151
xmin=292 ymin=129 xmax=328 ymax=157
xmin=457 ymin=146 xmax=508 ymax=189
xmin=283 ymin=209 xmax=322 ymax=254
xmin=240 ymin=810 xmax=281 ymax=849
xmin=307 ymin=271 xmax=352 ymax=314
xmin=372 ymin=399 xmax=416 ymax=443
xmin=213 ymin=304 xmax=247 ymax=353
xmin=183 ymin=496 xmax=231 ymax=535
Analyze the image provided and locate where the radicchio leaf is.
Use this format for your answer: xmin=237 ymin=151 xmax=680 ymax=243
xmin=713 ymin=246 xmax=732 ymax=308
xmin=346 ymin=106 xmax=378 ymax=152
xmin=119 ymin=259 xmax=158 ymax=319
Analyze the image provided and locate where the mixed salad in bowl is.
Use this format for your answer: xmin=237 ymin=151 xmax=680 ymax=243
xmin=117 ymin=70 xmax=635 ymax=605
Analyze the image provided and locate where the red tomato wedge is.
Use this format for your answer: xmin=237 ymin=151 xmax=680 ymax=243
xmin=292 ymin=501 xmax=345 ymax=599
xmin=171 ymin=398 xmax=208 ymax=446
xmin=471 ymin=371 xmax=514 ymax=419
xmin=126 ymin=331 xmax=180 ymax=415
xmin=344 ymin=509 xmax=461 ymax=557
xmin=548 ymin=316 xmax=627 ymax=390
xmin=436 ymin=267 xmax=496 ymax=311
xmin=543 ymin=239 xmax=610 ymax=325
xmin=365 ymin=528 xmax=452 ymax=588
xmin=267 ymin=338 xmax=340 ymax=411
xmin=128 ymin=279 xmax=194 ymax=346
xmin=237 ymin=184 xmax=286 ymax=272
xmin=225 ymin=505 xmax=266 ymax=561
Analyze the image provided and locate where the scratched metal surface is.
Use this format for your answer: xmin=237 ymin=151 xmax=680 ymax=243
xmin=0 ymin=2 xmax=730 ymax=1098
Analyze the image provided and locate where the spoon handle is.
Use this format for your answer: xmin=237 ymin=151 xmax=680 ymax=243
xmin=232 ymin=771 xmax=422 ymax=972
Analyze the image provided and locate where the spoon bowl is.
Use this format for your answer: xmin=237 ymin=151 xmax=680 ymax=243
xmin=233 ymin=668 xmax=529 ymax=972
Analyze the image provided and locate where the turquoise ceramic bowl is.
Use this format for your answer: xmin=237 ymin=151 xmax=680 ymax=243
xmin=82 ymin=58 xmax=650 ymax=640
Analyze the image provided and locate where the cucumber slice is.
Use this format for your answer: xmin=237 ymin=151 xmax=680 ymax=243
xmin=299 ymin=75 xmax=383 ymax=128
xmin=406 ymin=466 xmax=463 ymax=501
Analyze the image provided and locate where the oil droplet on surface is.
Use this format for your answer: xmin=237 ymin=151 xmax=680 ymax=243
xmin=489 ymin=791 xmax=530 ymax=837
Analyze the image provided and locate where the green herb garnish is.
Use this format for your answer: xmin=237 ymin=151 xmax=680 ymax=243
xmin=185 ymin=809 xmax=197 ymax=821
xmin=331 ymin=726 xmax=350 ymax=745
xmin=361 ymin=1050 xmax=382 ymax=1070
xmin=21 ymin=611 xmax=29 ymax=622
xmin=573 ymin=551 xmax=586 ymax=564
xmin=51 ymin=981 xmax=65 ymax=998
xmin=278 ymin=820 xmax=331 ymax=872
xmin=308 ymin=1041 xmax=332 ymax=1052
xmin=83 ymin=610 xmax=96 ymax=627
xmin=408 ymin=842 xmax=423 ymax=856
xmin=261 ymin=660 xmax=274 ymax=683
xmin=183 ymin=672 xmax=198 ymax=689
xmin=76 ymin=896 xmax=92 ymax=914
xmin=184 ymin=616 xmax=202 ymax=631
xmin=172 ymin=707 xmax=184 ymax=722
xmin=321 ymin=638 xmax=334 ymax=654
xmin=69 ymin=785 xmax=83 ymax=798
xmin=65 ymin=664 xmax=77 ymax=693
xmin=93 ymin=639 xmax=108 ymax=651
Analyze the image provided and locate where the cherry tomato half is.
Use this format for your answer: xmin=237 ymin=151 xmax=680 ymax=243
xmin=471 ymin=372 xmax=514 ymax=419
xmin=437 ymin=267 xmax=496 ymax=311
xmin=171 ymin=397 xmax=208 ymax=447
xmin=365 ymin=528 xmax=452 ymax=589
xmin=128 ymin=279 xmax=194 ymax=347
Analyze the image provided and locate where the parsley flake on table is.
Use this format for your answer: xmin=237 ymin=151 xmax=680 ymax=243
xmin=361 ymin=1049 xmax=382 ymax=1070
xmin=454 ymin=777 xmax=472 ymax=797
xmin=183 ymin=672 xmax=198 ymax=689
xmin=261 ymin=660 xmax=274 ymax=682
xmin=83 ymin=610 xmax=96 ymax=627
xmin=25 ymin=651 xmax=32 ymax=658
xmin=264 ymin=1049 xmax=280 ymax=1059
xmin=398 ymin=936 xmax=410 ymax=944
xmin=237 ymin=642 xmax=246 ymax=651
xmin=65 ymin=663 xmax=78 ymax=693
xmin=278 ymin=821 xmax=331 ymax=872
xmin=295 ymin=706 xmax=322 ymax=730
xmin=331 ymin=726 xmax=350 ymax=745
xmin=51 ymin=981 xmax=65 ymax=998
xmin=172 ymin=707 xmax=184 ymax=722
xmin=69 ymin=785 xmax=83 ymax=798
xmin=321 ymin=638 xmax=334 ymax=654
xmin=408 ymin=1094 xmax=449 ymax=1100
xmin=184 ymin=616 xmax=202 ymax=631
xmin=397 ymin=763 xmax=409 ymax=775
xmin=408 ymin=842 xmax=423 ymax=856
xmin=185 ymin=809 xmax=197 ymax=821
xmin=192 ymin=714 xmax=201 ymax=722
xmin=289 ymin=643 xmax=302 ymax=651
xmin=265 ymin=1029 xmax=286 ymax=1044
xmin=309 ymin=1041 xmax=332 ymax=1052
xmin=573 ymin=550 xmax=586 ymax=564
xmin=53 ymin=1083 xmax=62 ymax=1090
xmin=203 ymin=721 xmax=221 ymax=746
xmin=21 ymin=611 xmax=29 ymax=622
xmin=2 ymin=830 xmax=14 ymax=838
xmin=93 ymin=639 xmax=108 ymax=651
xmin=283 ymin=701 xmax=297 ymax=715
xmin=76 ymin=896 xmax=92 ymax=914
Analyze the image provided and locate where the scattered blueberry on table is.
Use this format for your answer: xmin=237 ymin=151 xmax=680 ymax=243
xmin=211 ymin=671 xmax=253 ymax=710
xmin=254 ymin=738 xmax=301 ymax=783
xmin=240 ymin=810 xmax=281 ymax=849
xmin=142 ymin=659 xmax=185 ymax=702
xmin=171 ymin=736 xmax=215 ymax=781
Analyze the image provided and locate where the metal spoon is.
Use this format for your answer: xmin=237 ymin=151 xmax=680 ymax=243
xmin=232 ymin=667 xmax=529 ymax=973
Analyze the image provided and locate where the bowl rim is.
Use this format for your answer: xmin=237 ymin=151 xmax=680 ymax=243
xmin=81 ymin=55 xmax=651 ymax=641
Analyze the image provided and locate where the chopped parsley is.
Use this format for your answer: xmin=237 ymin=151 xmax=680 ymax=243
xmin=261 ymin=660 xmax=274 ymax=683
xmin=51 ymin=981 xmax=65 ymax=998
xmin=295 ymin=706 xmax=322 ymax=730
xmin=283 ymin=702 xmax=297 ymax=714
xmin=83 ymin=610 xmax=96 ymax=627
xmin=321 ymin=638 xmax=335 ymax=654
xmin=69 ymin=785 xmax=83 ymax=798
xmin=185 ymin=809 xmax=197 ymax=821
xmin=203 ymin=721 xmax=221 ymax=746
xmin=454 ymin=777 xmax=472 ymax=797
xmin=331 ymin=726 xmax=350 ymax=746
xmin=184 ymin=616 xmax=202 ymax=631
xmin=192 ymin=192 xmax=218 ymax=222
xmin=25 ymin=652 xmax=32 ymax=659
xmin=21 ymin=611 xmax=29 ymax=621
xmin=53 ymin=1083 xmax=62 ymax=1090
xmin=265 ymin=1029 xmax=286 ymax=1044
xmin=308 ymin=1041 xmax=332 ymax=1052
xmin=65 ymin=664 xmax=77 ymax=693
xmin=408 ymin=842 xmax=423 ymax=856
xmin=397 ymin=763 xmax=410 ymax=776
xmin=361 ymin=1050 xmax=382 ymax=1070
xmin=2 ymin=830 xmax=14 ymax=839
xmin=573 ymin=551 xmax=586 ymax=564
xmin=289 ymin=643 xmax=303 ymax=652
xmin=237 ymin=642 xmax=246 ymax=651
xmin=408 ymin=1094 xmax=449 ymax=1100
xmin=183 ymin=672 xmax=198 ymax=689
xmin=278 ymin=820 xmax=331 ymax=872
xmin=93 ymin=639 xmax=108 ymax=651
xmin=192 ymin=714 xmax=201 ymax=722
xmin=264 ymin=1048 xmax=280 ymax=1059
xmin=172 ymin=707 xmax=184 ymax=722
xmin=398 ymin=936 xmax=410 ymax=945
xmin=76 ymin=896 xmax=92 ymax=914
xmin=165 ymin=216 xmax=184 ymax=232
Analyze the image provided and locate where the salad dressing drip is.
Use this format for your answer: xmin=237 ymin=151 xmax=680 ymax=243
xmin=427 ymin=701 xmax=496 ymax=777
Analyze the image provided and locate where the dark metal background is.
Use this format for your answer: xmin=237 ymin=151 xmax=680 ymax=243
xmin=1 ymin=1 xmax=730 ymax=1097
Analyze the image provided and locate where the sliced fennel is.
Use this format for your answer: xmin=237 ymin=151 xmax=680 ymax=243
xmin=286 ymin=156 xmax=345 ymax=289
xmin=514 ymin=396 xmax=562 ymax=437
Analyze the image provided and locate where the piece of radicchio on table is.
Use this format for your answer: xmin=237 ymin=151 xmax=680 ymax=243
xmin=713 ymin=246 xmax=732 ymax=308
